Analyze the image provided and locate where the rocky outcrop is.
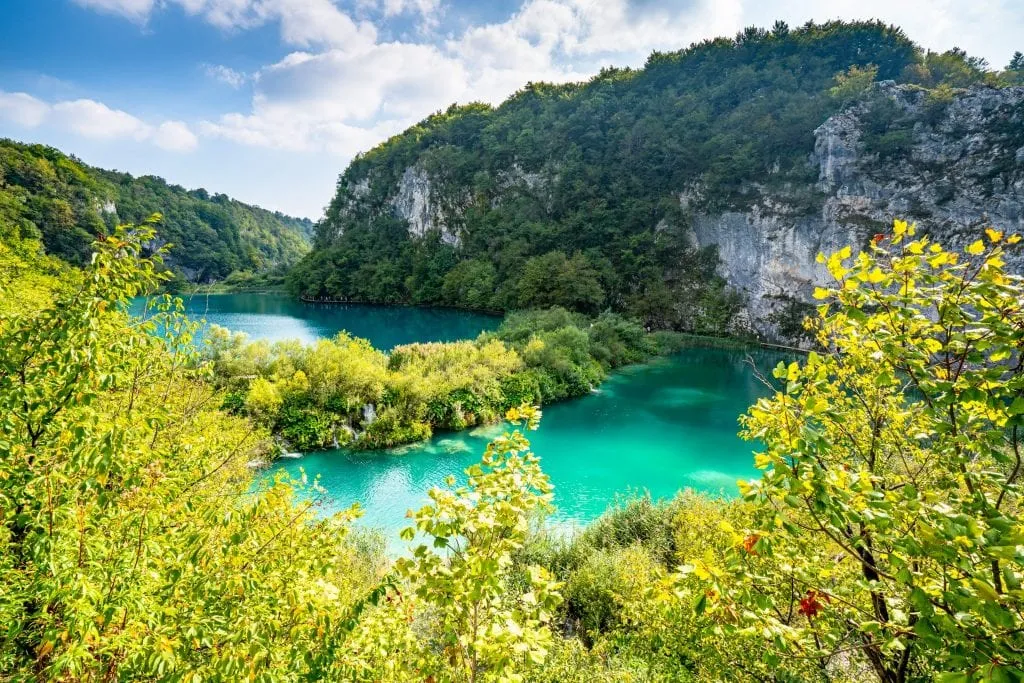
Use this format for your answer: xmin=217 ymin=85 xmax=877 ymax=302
xmin=333 ymin=163 xmax=555 ymax=247
xmin=389 ymin=166 xmax=461 ymax=246
xmin=688 ymin=83 xmax=1024 ymax=341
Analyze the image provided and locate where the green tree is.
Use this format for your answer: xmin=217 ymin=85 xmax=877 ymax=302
xmin=442 ymin=258 xmax=498 ymax=309
xmin=829 ymin=64 xmax=880 ymax=104
xmin=687 ymin=222 xmax=1024 ymax=681
xmin=516 ymin=251 xmax=605 ymax=313
xmin=0 ymin=220 xmax=376 ymax=679
xmin=396 ymin=405 xmax=562 ymax=682
xmin=1004 ymin=52 xmax=1024 ymax=85
xmin=0 ymin=138 xmax=312 ymax=283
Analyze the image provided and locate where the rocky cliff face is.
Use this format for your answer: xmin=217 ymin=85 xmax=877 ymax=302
xmin=336 ymin=163 xmax=552 ymax=248
xmin=689 ymin=83 xmax=1024 ymax=341
xmin=325 ymin=84 xmax=1024 ymax=343
xmin=389 ymin=166 xmax=462 ymax=246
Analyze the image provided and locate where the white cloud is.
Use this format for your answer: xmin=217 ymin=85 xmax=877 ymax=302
xmin=200 ymin=0 xmax=733 ymax=156
xmin=268 ymin=0 xmax=377 ymax=48
xmin=52 ymin=99 xmax=152 ymax=140
xmin=0 ymin=91 xmax=198 ymax=152
xmin=201 ymin=41 xmax=467 ymax=153
xmin=81 ymin=0 xmax=378 ymax=49
xmin=0 ymin=92 xmax=50 ymax=127
xmin=203 ymin=64 xmax=248 ymax=88
xmin=377 ymin=0 xmax=441 ymax=19
xmin=71 ymin=0 xmax=155 ymax=22
xmin=153 ymin=121 xmax=200 ymax=151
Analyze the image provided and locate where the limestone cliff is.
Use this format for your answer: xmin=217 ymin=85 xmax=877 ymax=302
xmin=689 ymin=83 xmax=1024 ymax=340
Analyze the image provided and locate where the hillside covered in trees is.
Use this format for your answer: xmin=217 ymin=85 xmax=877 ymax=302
xmin=289 ymin=21 xmax=1024 ymax=336
xmin=0 ymin=138 xmax=313 ymax=284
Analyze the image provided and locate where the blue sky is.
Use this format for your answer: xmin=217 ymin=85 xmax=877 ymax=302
xmin=1 ymin=0 xmax=1022 ymax=219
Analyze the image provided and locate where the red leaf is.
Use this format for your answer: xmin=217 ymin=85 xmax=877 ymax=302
xmin=798 ymin=590 xmax=829 ymax=618
xmin=742 ymin=534 xmax=760 ymax=555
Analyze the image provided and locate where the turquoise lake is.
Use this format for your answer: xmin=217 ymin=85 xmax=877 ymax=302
xmin=129 ymin=292 xmax=501 ymax=348
xmin=276 ymin=347 xmax=786 ymax=544
xmin=139 ymin=294 xmax=787 ymax=544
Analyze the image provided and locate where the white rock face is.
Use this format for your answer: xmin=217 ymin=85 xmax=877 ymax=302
xmin=690 ymin=208 xmax=861 ymax=340
xmin=689 ymin=83 xmax=1024 ymax=342
xmin=389 ymin=166 xmax=461 ymax=246
xmin=351 ymin=178 xmax=370 ymax=199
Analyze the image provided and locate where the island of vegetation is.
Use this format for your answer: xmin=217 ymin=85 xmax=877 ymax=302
xmin=203 ymin=306 xmax=690 ymax=451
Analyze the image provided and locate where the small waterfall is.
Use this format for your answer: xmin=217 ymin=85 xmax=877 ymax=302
xmin=362 ymin=403 xmax=377 ymax=425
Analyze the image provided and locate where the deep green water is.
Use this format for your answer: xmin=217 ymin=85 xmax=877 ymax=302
xmin=129 ymin=292 xmax=500 ymax=348
xmin=276 ymin=348 xmax=788 ymax=544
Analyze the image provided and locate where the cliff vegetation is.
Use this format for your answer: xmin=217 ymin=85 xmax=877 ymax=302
xmin=289 ymin=21 xmax=1024 ymax=339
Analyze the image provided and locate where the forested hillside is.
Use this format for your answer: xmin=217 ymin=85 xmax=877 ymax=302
xmin=0 ymin=138 xmax=313 ymax=283
xmin=289 ymin=21 xmax=1024 ymax=337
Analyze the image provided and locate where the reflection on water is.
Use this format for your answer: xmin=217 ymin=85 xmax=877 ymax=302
xmin=129 ymin=292 xmax=501 ymax=348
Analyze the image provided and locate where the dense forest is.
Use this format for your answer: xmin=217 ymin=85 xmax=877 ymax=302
xmin=0 ymin=138 xmax=313 ymax=284
xmin=289 ymin=21 xmax=1024 ymax=334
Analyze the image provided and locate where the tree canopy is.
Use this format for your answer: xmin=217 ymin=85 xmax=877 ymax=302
xmin=0 ymin=138 xmax=313 ymax=284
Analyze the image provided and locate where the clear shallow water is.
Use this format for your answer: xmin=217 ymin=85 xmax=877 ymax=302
xmin=129 ymin=293 xmax=501 ymax=348
xmin=275 ymin=348 xmax=789 ymax=545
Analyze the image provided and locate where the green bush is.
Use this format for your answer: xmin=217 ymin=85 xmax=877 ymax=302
xmin=359 ymin=410 xmax=433 ymax=449
xmin=277 ymin=403 xmax=335 ymax=451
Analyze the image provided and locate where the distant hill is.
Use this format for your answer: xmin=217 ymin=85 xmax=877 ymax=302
xmin=289 ymin=20 xmax=1024 ymax=340
xmin=0 ymin=138 xmax=313 ymax=283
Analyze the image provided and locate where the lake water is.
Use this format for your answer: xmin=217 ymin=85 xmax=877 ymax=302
xmin=141 ymin=293 xmax=786 ymax=545
xmin=129 ymin=292 xmax=501 ymax=348
xmin=275 ymin=347 xmax=785 ymax=544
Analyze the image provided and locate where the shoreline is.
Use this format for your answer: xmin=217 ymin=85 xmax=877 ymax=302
xmin=270 ymin=341 xmax=798 ymax=460
xmin=176 ymin=289 xmax=812 ymax=356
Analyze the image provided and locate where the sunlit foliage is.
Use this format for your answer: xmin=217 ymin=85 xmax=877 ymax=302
xmin=0 ymin=220 xmax=577 ymax=680
xmin=0 ymin=220 xmax=382 ymax=679
xmin=677 ymin=223 xmax=1024 ymax=680
xmin=208 ymin=307 xmax=684 ymax=451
